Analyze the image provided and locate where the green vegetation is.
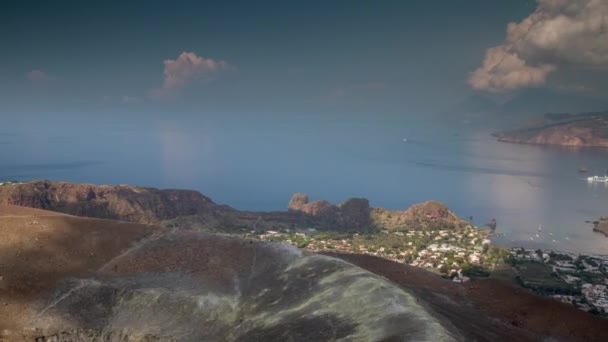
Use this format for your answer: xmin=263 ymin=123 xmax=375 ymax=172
xmin=483 ymin=245 xmax=511 ymax=266
xmin=461 ymin=263 xmax=490 ymax=277
xmin=516 ymin=262 xmax=577 ymax=295
xmin=252 ymin=225 xmax=502 ymax=280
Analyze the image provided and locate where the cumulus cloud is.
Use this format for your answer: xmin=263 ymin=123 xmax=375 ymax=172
xmin=470 ymin=46 xmax=555 ymax=92
xmin=26 ymin=70 xmax=51 ymax=83
xmin=150 ymin=52 xmax=231 ymax=98
xmin=470 ymin=0 xmax=608 ymax=92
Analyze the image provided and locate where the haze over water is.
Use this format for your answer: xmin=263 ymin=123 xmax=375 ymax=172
xmin=2 ymin=117 xmax=608 ymax=255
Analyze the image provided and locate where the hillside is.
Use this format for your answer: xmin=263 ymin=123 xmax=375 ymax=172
xmin=0 ymin=205 xmax=457 ymax=341
xmin=1 ymin=204 xmax=606 ymax=341
xmin=0 ymin=180 xmax=226 ymax=224
xmin=493 ymin=111 xmax=608 ymax=148
xmin=325 ymin=252 xmax=608 ymax=342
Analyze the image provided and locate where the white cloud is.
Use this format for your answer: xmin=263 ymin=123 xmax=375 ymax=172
xmin=470 ymin=0 xmax=608 ymax=92
xmin=470 ymin=46 xmax=555 ymax=92
xmin=150 ymin=52 xmax=231 ymax=98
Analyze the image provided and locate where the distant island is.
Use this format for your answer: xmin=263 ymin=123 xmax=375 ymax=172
xmin=493 ymin=111 xmax=608 ymax=148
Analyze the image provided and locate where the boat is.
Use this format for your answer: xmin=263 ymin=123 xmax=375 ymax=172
xmin=587 ymin=175 xmax=608 ymax=183
xmin=579 ymin=166 xmax=588 ymax=173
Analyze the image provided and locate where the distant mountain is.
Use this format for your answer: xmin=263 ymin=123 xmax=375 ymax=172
xmin=493 ymin=110 xmax=608 ymax=148
xmin=442 ymin=89 xmax=608 ymax=131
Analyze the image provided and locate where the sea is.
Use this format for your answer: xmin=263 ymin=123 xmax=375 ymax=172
xmin=2 ymin=117 xmax=608 ymax=255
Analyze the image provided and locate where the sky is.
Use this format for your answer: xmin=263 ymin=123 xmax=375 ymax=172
xmin=2 ymin=1 xmax=608 ymax=123
xmin=1 ymin=0 xmax=542 ymax=120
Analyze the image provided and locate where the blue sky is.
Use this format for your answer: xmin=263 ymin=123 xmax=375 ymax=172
xmin=1 ymin=0 xmax=545 ymax=121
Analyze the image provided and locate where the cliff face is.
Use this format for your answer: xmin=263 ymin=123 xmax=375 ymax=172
xmin=0 ymin=180 xmax=227 ymax=224
xmin=494 ymin=111 xmax=608 ymax=148
xmin=287 ymin=194 xmax=371 ymax=231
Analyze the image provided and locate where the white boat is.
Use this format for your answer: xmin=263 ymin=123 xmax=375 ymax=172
xmin=587 ymin=175 xmax=608 ymax=183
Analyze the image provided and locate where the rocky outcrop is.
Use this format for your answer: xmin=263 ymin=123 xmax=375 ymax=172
xmin=287 ymin=194 xmax=371 ymax=230
xmin=288 ymin=193 xmax=338 ymax=221
xmin=0 ymin=180 xmax=227 ymax=224
xmin=494 ymin=111 xmax=608 ymax=148
xmin=287 ymin=193 xmax=309 ymax=211
xmin=338 ymin=198 xmax=371 ymax=230
xmin=371 ymin=201 xmax=468 ymax=231
xmin=288 ymin=194 xmax=465 ymax=231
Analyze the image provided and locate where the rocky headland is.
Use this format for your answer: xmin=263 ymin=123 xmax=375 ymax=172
xmin=493 ymin=111 xmax=608 ymax=148
xmin=592 ymin=217 xmax=608 ymax=236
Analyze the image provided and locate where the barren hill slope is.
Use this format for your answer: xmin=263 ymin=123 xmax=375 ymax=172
xmin=0 ymin=205 xmax=162 ymax=333
xmin=0 ymin=205 xmax=459 ymax=341
xmin=0 ymin=180 xmax=225 ymax=224
xmin=2 ymin=205 xmax=607 ymax=341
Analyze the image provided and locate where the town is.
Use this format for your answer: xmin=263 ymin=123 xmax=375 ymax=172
xmin=510 ymin=248 xmax=608 ymax=317
xmin=246 ymin=225 xmax=508 ymax=283
xmin=241 ymin=226 xmax=608 ymax=318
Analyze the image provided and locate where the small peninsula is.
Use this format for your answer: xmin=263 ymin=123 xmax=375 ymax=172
xmin=494 ymin=111 xmax=608 ymax=148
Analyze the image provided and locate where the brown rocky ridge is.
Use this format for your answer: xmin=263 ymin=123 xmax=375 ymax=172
xmin=288 ymin=193 xmax=468 ymax=231
xmin=0 ymin=181 xmax=468 ymax=233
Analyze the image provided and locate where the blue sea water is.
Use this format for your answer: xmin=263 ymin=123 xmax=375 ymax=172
xmin=2 ymin=117 xmax=608 ymax=255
